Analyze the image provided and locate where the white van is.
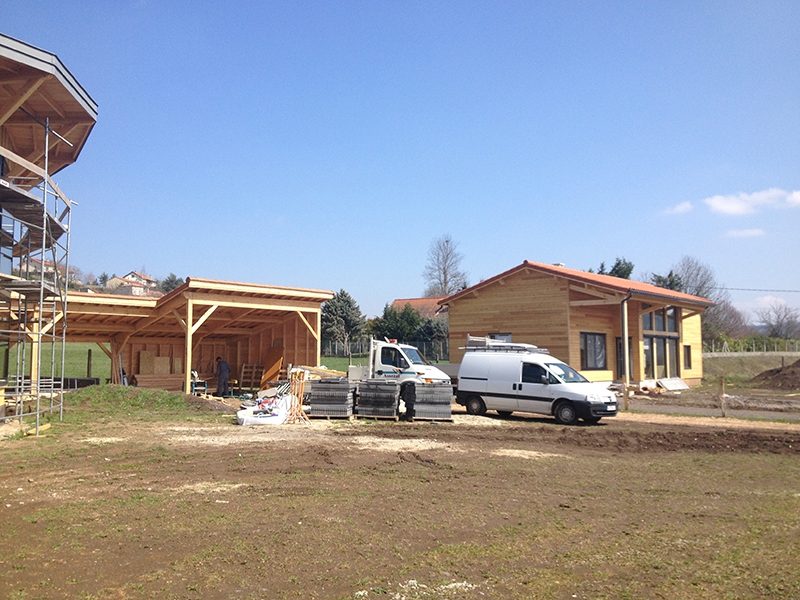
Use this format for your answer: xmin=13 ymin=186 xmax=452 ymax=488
xmin=456 ymin=338 xmax=618 ymax=425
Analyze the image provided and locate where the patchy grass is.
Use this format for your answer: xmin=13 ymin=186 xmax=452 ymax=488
xmin=1 ymin=410 xmax=799 ymax=599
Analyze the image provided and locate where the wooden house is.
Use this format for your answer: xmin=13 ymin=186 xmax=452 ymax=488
xmin=440 ymin=261 xmax=714 ymax=386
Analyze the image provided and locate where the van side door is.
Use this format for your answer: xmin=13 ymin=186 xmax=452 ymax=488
xmin=483 ymin=355 xmax=519 ymax=411
xmin=515 ymin=362 xmax=553 ymax=416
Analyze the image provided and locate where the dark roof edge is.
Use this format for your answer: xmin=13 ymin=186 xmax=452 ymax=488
xmin=0 ymin=32 xmax=98 ymax=119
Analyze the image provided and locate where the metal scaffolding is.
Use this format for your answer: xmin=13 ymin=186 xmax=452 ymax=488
xmin=0 ymin=32 xmax=97 ymax=434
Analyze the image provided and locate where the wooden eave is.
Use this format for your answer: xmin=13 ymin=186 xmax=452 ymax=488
xmin=441 ymin=260 xmax=714 ymax=312
xmin=0 ymin=33 xmax=97 ymax=184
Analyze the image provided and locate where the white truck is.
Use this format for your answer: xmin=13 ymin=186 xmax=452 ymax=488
xmin=456 ymin=335 xmax=618 ymax=425
xmin=309 ymin=339 xmax=452 ymax=419
xmin=347 ymin=338 xmax=452 ymax=399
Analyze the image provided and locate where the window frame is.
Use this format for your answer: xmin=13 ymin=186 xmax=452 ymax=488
xmin=580 ymin=332 xmax=607 ymax=370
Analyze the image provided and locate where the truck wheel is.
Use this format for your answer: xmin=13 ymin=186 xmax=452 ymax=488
xmin=553 ymin=400 xmax=578 ymax=425
xmin=497 ymin=410 xmax=513 ymax=418
xmin=466 ymin=395 xmax=486 ymax=416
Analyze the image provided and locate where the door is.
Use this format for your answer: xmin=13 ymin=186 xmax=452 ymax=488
xmin=515 ymin=362 xmax=553 ymax=415
xmin=376 ymin=346 xmax=407 ymax=380
xmin=484 ymin=356 xmax=519 ymax=411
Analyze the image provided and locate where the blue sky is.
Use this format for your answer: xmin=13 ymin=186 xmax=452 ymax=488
xmin=4 ymin=1 xmax=799 ymax=318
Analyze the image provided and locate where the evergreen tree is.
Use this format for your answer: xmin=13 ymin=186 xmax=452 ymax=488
xmin=321 ymin=290 xmax=366 ymax=354
xmin=159 ymin=273 xmax=184 ymax=293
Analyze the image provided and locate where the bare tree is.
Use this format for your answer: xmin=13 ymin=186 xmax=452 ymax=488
xmin=422 ymin=234 xmax=468 ymax=297
xmin=755 ymin=301 xmax=800 ymax=338
xmin=649 ymin=255 xmax=750 ymax=342
xmin=673 ymin=256 xmax=716 ymax=299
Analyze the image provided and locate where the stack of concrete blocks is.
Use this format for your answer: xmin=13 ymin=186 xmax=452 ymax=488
xmin=356 ymin=379 xmax=400 ymax=418
xmin=404 ymin=382 xmax=453 ymax=420
xmin=307 ymin=378 xmax=354 ymax=417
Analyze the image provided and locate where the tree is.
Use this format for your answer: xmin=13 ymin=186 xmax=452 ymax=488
xmin=755 ymin=301 xmax=800 ymax=339
xmin=367 ymin=304 xmax=424 ymax=343
xmin=422 ymin=234 xmax=468 ymax=297
xmin=608 ymin=257 xmax=634 ymax=279
xmin=649 ymin=256 xmax=750 ymax=342
xmin=97 ymin=272 xmax=110 ymax=286
xmin=159 ymin=273 xmax=184 ymax=293
xmin=321 ymin=290 xmax=366 ymax=356
xmin=649 ymin=270 xmax=683 ymax=291
xmin=591 ymin=257 xmax=634 ymax=279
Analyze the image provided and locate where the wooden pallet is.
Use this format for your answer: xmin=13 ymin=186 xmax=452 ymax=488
xmin=354 ymin=413 xmax=400 ymax=421
xmin=308 ymin=413 xmax=355 ymax=421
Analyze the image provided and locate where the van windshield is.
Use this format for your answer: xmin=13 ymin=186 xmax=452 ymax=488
xmin=546 ymin=362 xmax=588 ymax=383
xmin=402 ymin=347 xmax=428 ymax=365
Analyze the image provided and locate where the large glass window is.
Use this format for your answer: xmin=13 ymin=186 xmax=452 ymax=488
xmin=580 ymin=332 xmax=607 ymax=370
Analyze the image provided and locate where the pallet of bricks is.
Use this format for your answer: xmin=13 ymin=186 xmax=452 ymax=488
xmin=405 ymin=382 xmax=452 ymax=421
xmin=306 ymin=377 xmax=354 ymax=418
xmin=356 ymin=379 xmax=399 ymax=419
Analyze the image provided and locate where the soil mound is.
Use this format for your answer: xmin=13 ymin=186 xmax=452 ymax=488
xmin=750 ymin=358 xmax=800 ymax=390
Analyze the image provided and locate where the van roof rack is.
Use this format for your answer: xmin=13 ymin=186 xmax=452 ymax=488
xmin=461 ymin=334 xmax=550 ymax=354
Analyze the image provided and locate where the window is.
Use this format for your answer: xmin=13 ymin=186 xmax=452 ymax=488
xmin=522 ymin=363 xmax=547 ymax=384
xmin=667 ymin=307 xmax=678 ymax=332
xmin=684 ymin=345 xmax=692 ymax=370
xmin=380 ymin=347 xmax=407 ymax=369
xmin=580 ymin=332 xmax=607 ymax=370
xmin=643 ymin=306 xmax=680 ymax=333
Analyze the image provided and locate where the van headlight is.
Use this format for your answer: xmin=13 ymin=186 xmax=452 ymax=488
xmin=587 ymin=394 xmax=606 ymax=403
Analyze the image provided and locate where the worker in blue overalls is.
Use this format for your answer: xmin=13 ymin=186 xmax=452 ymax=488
xmin=215 ymin=356 xmax=231 ymax=397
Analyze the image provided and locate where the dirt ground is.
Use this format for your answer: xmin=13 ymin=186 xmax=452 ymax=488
xmin=2 ymin=400 xmax=800 ymax=599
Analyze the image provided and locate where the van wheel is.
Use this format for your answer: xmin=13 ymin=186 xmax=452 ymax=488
xmin=553 ymin=401 xmax=578 ymax=425
xmin=497 ymin=410 xmax=513 ymax=418
xmin=466 ymin=396 xmax=486 ymax=416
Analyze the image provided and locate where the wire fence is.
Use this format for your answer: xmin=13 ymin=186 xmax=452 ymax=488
xmin=704 ymin=338 xmax=800 ymax=353
xmin=322 ymin=339 xmax=450 ymax=361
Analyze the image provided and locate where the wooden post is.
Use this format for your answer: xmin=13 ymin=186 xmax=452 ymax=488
xmin=719 ymin=375 xmax=727 ymax=417
xmin=87 ymin=348 xmax=92 ymax=378
xmin=184 ymin=299 xmax=194 ymax=395
xmin=621 ymin=296 xmax=630 ymax=411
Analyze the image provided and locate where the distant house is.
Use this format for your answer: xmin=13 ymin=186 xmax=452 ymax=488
xmin=390 ymin=297 xmax=448 ymax=319
xmin=439 ymin=260 xmax=714 ymax=386
xmin=107 ymin=271 xmax=159 ymax=293
xmin=114 ymin=283 xmax=164 ymax=298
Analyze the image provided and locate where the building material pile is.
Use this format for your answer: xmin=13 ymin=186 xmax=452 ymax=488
xmin=404 ymin=382 xmax=453 ymax=421
xmin=307 ymin=377 xmax=354 ymax=418
xmin=356 ymin=379 xmax=400 ymax=418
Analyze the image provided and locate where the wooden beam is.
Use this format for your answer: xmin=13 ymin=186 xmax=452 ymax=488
xmin=0 ymin=75 xmax=49 ymax=126
xmin=191 ymin=304 xmax=218 ymax=335
xmin=569 ymin=299 xmax=622 ymax=307
xmin=296 ymin=310 xmax=319 ymax=341
xmin=184 ymin=292 xmax=320 ymax=312
xmin=171 ymin=309 xmax=187 ymax=332
xmin=95 ymin=342 xmax=113 ymax=359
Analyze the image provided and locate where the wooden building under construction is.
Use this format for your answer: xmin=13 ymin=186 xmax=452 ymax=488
xmin=65 ymin=278 xmax=334 ymax=393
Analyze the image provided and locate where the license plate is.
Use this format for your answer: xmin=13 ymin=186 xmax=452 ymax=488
xmin=607 ymin=404 xmax=617 ymax=411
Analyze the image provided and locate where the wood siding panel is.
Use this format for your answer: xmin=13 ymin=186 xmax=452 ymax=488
xmin=449 ymin=271 xmax=570 ymax=363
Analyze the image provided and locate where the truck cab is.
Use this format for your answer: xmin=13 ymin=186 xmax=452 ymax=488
xmin=348 ymin=339 xmax=451 ymax=390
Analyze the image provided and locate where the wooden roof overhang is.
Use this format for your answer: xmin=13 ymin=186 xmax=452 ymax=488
xmin=0 ymin=33 xmax=97 ymax=186
xmin=64 ymin=277 xmax=335 ymax=345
